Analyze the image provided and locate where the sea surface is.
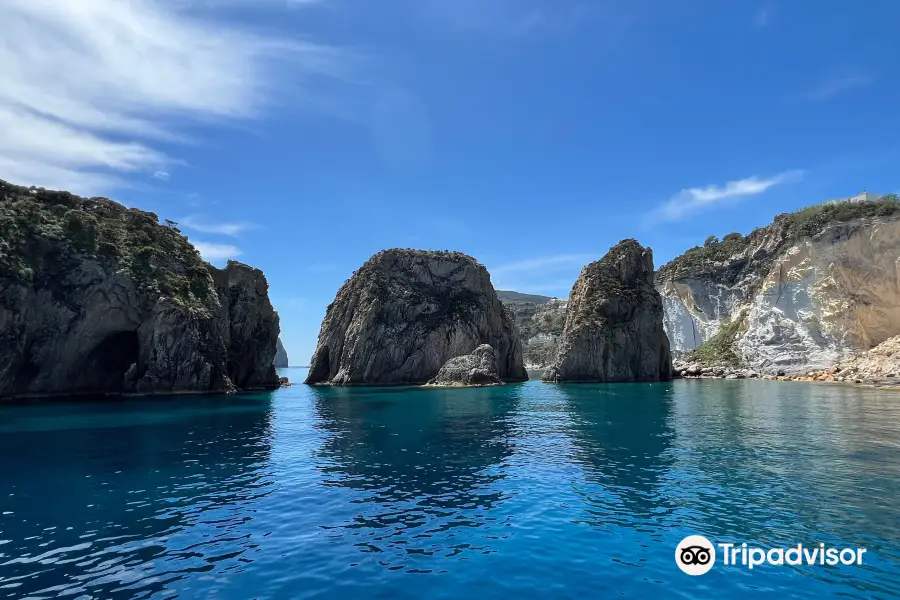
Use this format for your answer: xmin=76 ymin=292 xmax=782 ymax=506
xmin=2 ymin=369 xmax=900 ymax=599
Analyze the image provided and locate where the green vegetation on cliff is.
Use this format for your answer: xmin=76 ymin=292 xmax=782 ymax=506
xmin=691 ymin=315 xmax=745 ymax=366
xmin=577 ymin=239 xmax=655 ymax=326
xmin=656 ymin=195 xmax=900 ymax=286
xmin=0 ymin=180 xmax=217 ymax=313
xmin=500 ymin=288 xmax=569 ymax=367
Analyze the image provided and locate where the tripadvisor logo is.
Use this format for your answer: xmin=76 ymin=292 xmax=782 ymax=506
xmin=675 ymin=535 xmax=716 ymax=576
xmin=675 ymin=536 xmax=867 ymax=576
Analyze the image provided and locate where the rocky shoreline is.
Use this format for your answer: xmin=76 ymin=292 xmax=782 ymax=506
xmin=672 ymin=358 xmax=900 ymax=389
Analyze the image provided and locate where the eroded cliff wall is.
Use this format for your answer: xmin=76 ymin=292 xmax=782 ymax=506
xmin=0 ymin=180 xmax=280 ymax=399
xmin=657 ymin=201 xmax=900 ymax=374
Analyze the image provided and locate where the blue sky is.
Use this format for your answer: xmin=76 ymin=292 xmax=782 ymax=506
xmin=3 ymin=0 xmax=899 ymax=364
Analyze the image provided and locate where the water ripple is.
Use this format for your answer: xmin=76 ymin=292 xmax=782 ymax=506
xmin=1 ymin=378 xmax=899 ymax=599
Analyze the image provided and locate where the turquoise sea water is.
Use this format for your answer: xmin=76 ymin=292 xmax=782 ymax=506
xmin=2 ymin=369 xmax=900 ymax=599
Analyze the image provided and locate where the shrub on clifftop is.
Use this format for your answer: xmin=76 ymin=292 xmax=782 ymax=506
xmin=0 ymin=180 xmax=216 ymax=313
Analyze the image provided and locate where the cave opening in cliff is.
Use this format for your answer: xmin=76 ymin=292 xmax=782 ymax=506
xmin=78 ymin=331 xmax=140 ymax=393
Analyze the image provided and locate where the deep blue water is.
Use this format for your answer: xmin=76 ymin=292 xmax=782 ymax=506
xmin=2 ymin=369 xmax=900 ymax=599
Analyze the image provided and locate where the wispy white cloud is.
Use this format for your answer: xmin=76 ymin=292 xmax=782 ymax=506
xmin=179 ymin=215 xmax=260 ymax=236
xmin=805 ymin=70 xmax=873 ymax=102
xmin=490 ymin=254 xmax=593 ymax=276
xmin=411 ymin=0 xmax=599 ymax=38
xmin=192 ymin=241 xmax=243 ymax=262
xmin=152 ymin=171 xmax=171 ymax=182
xmin=0 ymin=0 xmax=354 ymax=195
xmin=488 ymin=253 xmax=591 ymax=293
xmin=753 ymin=7 xmax=770 ymax=27
xmin=649 ymin=170 xmax=804 ymax=224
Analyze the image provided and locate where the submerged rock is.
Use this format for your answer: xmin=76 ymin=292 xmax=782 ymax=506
xmin=0 ymin=179 xmax=280 ymax=399
xmin=305 ymin=249 xmax=527 ymax=385
xmin=426 ymin=344 xmax=504 ymax=387
xmin=543 ymin=239 xmax=673 ymax=383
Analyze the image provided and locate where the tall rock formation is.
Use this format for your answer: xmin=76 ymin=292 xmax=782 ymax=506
xmin=656 ymin=196 xmax=900 ymax=374
xmin=212 ymin=261 xmax=281 ymax=390
xmin=542 ymin=240 xmax=672 ymax=383
xmin=0 ymin=179 xmax=280 ymax=399
xmin=305 ymin=249 xmax=527 ymax=385
xmin=274 ymin=338 xmax=289 ymax=368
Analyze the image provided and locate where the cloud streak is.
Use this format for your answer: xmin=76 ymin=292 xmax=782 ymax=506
xmin=411 ymin=0 xmax=597 ymax=38
xmin=179 ymin=215 xmax=260 ymax=236
xmin=488 ymin=253 xmax=592 ymax=295
xmin=192 ymin=241 xmax=243 ymax=263
xmin=0 ymin=0 xmax=352 ymax=194
xmin=805 ymin=71 xmax=873 ymax=102
xmin=649 ymin=170 xmax=804 ymax=223
xmin=489 ymin=253 xmax=594 ymax=276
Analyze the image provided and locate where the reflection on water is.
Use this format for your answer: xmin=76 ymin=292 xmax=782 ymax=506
xmin=1 ymin=380 xmax=900 ymax=599
xmin=557 ymin=383 xmax=676 ymax=525
xmin=0 ymin=394 xmax=276 ymax=599
xmin=311 ymin=386 xmax=520 ymax=569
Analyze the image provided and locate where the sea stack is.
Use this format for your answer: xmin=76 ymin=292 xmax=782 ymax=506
xmin=274 ymin=338 xmax=289 ymax=368
xmin=0 ymin=179 xmax=280 ymax=399
xmin=305 ymin=249 xmax=527 ymax=385
xmin=542 ymin=239 xmax=672 ymax=383
xmin=212 ymin=261 xmax=282 ymax=390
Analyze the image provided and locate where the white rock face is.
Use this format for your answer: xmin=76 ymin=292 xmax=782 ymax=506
xmin=658 ymin=216 xmax=900 ymax=374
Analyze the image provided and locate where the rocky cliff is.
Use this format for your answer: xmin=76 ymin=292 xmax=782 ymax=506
xmin=656 ymin=196 xmax=900 ymax=374
xmin=305 ymin=249 xmax=527 ymax=385
xmin=0 ymin=179 xmax=280 ymax=399
xmin=213 ymin=261 xmax=281 ymax=390
xmin=542 ymin=239 xmax=672 ymax=383
xmin=274 ymin=338 xmax=289 ymax=368
xmin=501 ymin=295 xmax=568 ymax=368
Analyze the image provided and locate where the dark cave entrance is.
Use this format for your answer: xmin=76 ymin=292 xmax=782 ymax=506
xmin=78 ymin=331 xmax=140 ymax=393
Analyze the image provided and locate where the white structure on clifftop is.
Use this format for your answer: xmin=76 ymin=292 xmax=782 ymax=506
xmin=824 ymin=189 xmax=882 ymax=205
xmin=847 ymin=189 xmax=882 ymax=203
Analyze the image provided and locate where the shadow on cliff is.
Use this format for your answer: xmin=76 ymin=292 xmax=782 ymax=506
xmin=554 ymin=382 xmax=677 ymax=527
xmin=0 ymin=393 xmax=276 ymax=599
xmin=309 ymin=384 xmax=521 ymax=567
